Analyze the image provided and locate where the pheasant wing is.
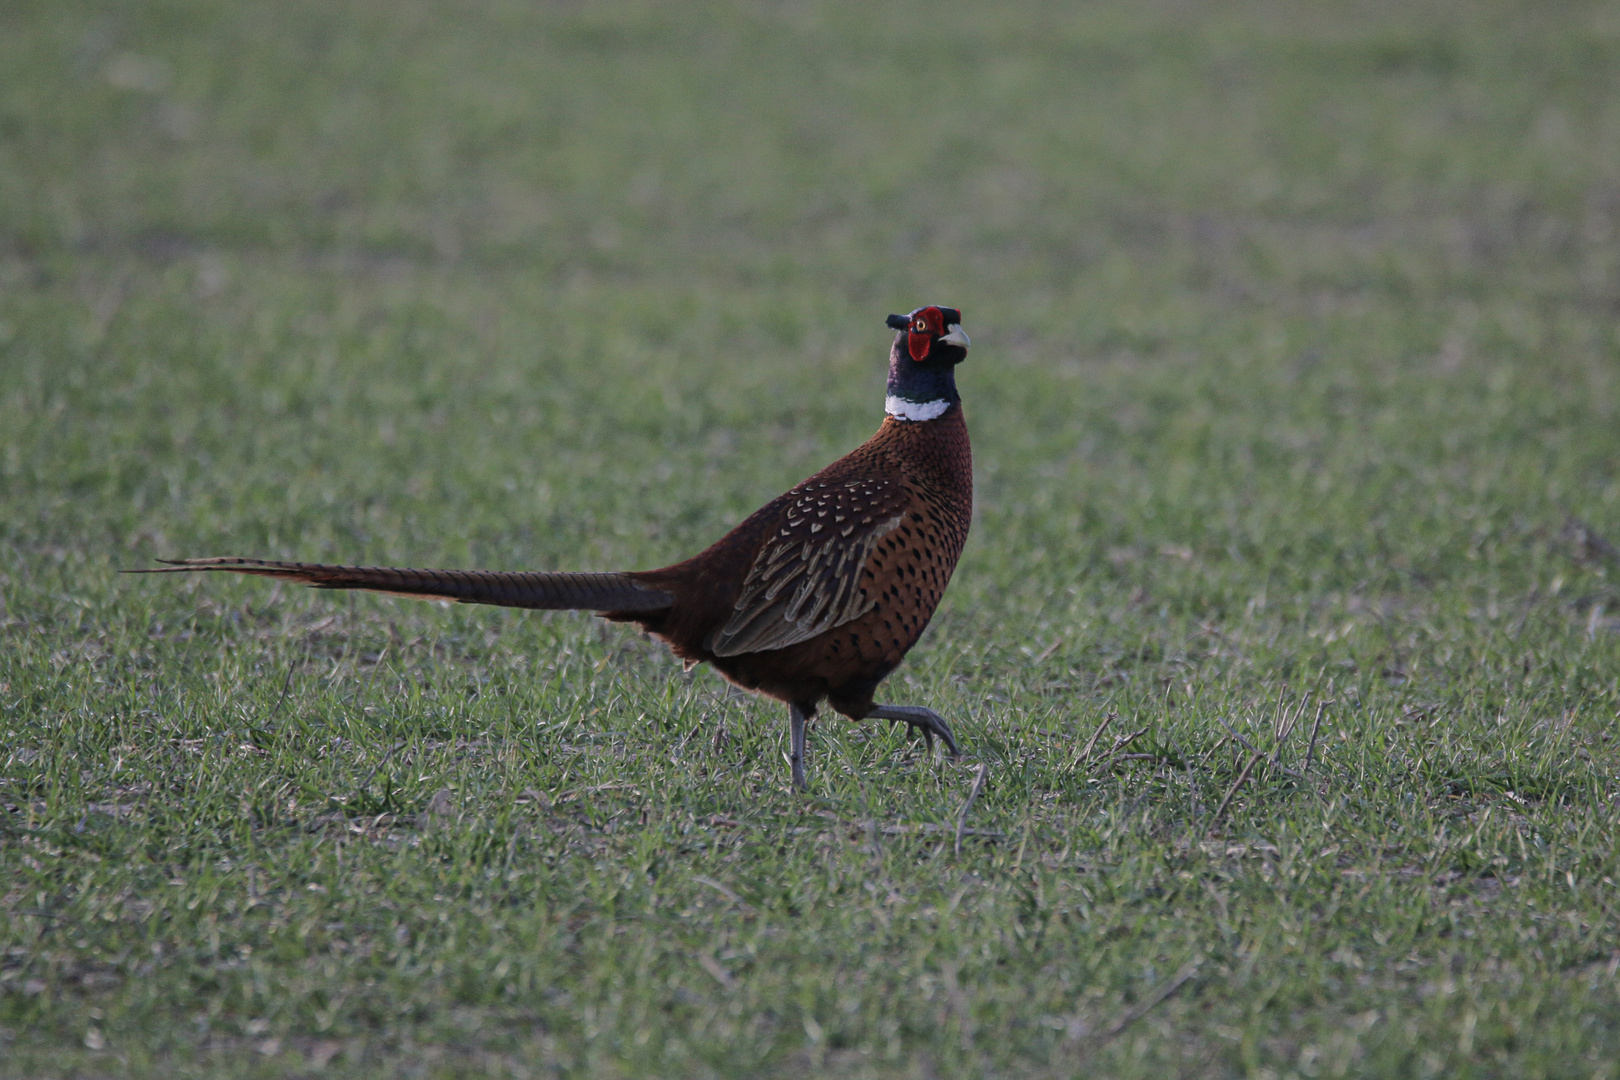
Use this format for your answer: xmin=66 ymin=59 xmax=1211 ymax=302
xmin=705 ymin=477 xmax=908 ymax=657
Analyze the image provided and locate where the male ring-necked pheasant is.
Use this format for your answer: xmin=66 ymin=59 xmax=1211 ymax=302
xmin=136 ymin=306 xmax=973 ymax=789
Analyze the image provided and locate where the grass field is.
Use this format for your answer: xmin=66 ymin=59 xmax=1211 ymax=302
xmin=4 ymin=0 xmax=1620 ymax=1075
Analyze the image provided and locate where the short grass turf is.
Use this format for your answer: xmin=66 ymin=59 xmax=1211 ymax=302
xmin=4 ymin=0 xmax=1620 ymax=1076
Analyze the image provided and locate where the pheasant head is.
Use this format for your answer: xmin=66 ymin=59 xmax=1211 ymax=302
xmin=884 ymin=306 xmax=969 ymax=422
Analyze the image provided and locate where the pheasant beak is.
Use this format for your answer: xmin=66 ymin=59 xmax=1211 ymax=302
xmin=939 ymin=324 xmax=970 ymax=349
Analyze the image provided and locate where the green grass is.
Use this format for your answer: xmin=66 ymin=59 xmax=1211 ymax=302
xmin=4 ymin=0 xmax=1620 ymax=1075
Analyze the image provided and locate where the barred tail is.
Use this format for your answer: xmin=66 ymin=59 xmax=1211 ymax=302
xmin=127 ymin=557 xmax=673 ymax=614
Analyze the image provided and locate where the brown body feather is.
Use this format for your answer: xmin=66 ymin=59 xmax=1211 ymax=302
xmin=624 ymin=409 xmax=972 ymax=719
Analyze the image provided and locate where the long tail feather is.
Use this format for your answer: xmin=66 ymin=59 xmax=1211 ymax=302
xmin=127 ymin=557 xmax=673 ymax=614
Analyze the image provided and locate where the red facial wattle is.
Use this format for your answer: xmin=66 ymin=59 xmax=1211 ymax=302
xmin=907 ymin=307 xmax=942 ymax=362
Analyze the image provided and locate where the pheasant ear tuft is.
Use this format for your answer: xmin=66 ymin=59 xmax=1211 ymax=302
xmin=886 ymin=313 xmax=910 ymax=330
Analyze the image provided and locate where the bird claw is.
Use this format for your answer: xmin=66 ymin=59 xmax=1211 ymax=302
xmin=887 ymin=717 xmax=935 ymax=753
xmin=874 ymin=705 xmax=960 ymax=758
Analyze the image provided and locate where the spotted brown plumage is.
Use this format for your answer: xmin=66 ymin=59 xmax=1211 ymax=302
xmin=132 ymin=306 xmax=973 ymax=790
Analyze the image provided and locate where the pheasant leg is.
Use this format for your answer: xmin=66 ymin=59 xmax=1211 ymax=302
xmin=788 ymin=700 xmax=814 ymax=791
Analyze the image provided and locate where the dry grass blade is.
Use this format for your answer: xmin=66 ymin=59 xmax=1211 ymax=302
xmin=1089 ymin=960 xmax=1202 ymax=1047
xmin=1097 ymin=726 xmax=1151 ymax=766
xmin=1216 ymin=716 xmax=1305 ymax=780
xmin=1274 ymin=691 xmax=1308 ymax=748
xmin=694 ymin=876 xmax=746 ymax=908
xmin=356 ymin=741 xmax=408 ymax=794
xmin=1303 ymin=698 xmax=1334 ymax=775
xmin=1067 ymin=712 xmax=1114 ymax=773
xmin=710 ymin=715 xmax=729 ymax=755
xmin=697 ymin=953 xmax=736 ymax=988
xmin=257 ymin=659 xmax=298 ymax=731
xmin=555 ymin=781 xmax=640 ymax=804
xmin=1211 ymin=751 xmax=1263 ymax=825
xmin=955 ymin=762 xmax=989 ymax=856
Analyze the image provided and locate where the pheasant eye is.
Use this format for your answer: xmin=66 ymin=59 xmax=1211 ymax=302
xmin=913 ymin=319 xmax=927 ymax=333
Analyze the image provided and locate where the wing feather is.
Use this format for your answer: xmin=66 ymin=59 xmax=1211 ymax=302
xmin=705 ymin=476 xmax=908 ymax=656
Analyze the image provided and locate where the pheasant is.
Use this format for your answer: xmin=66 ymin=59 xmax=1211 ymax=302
xmin=135 ymin=306 xmax=974 ymax=789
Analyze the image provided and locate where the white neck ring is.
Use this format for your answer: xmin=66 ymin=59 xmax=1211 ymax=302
xmin=885 ymin=396 xmax=951 ymax=422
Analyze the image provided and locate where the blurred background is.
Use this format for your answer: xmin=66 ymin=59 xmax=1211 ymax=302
xmin=3 ymin=0 xmax=1617 ymax=618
